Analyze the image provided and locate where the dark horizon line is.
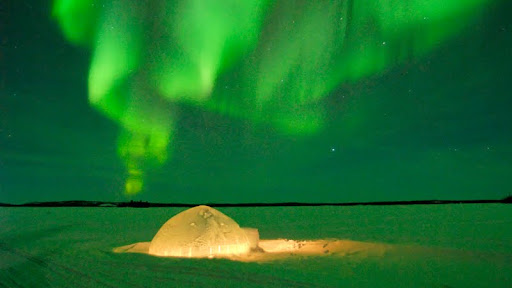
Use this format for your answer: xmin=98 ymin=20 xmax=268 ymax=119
xmin=0 ymin=197 xmax=510 ymax=208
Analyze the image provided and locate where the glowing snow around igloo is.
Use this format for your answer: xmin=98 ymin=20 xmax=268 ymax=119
xmin=114 ymin=205 xmax=390 ymax=262
xmin=148 ymin=205 xmax=259 ymax=258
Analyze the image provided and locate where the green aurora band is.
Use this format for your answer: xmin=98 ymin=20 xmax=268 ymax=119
xmin=53 ymin=0 xmax=493 ymax=195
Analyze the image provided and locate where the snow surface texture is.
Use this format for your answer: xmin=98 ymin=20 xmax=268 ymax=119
xmin=1 ymin=205 xmax=511 ymax=287
xmin=148 ymin=205 xmax=254 ymax=257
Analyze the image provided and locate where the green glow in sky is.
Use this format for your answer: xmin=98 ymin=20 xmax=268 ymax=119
xmin=52 ymin=0 xmax=492 ymax=196
xmin=154 ymin=0 xmax=271 ymax=103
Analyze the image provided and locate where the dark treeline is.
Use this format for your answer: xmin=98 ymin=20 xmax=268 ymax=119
xmin=1 ymin=196 xmax=511 ymax=208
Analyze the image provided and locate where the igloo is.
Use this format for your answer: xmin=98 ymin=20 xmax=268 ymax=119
xmin=115 ymin=205 xmax=389 ymax=262
xmin=148 ymin=205 xmax=258 ymax=258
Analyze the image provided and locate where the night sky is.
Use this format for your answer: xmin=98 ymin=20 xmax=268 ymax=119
xmin=1 ymin=0 xmax=511 ymax=204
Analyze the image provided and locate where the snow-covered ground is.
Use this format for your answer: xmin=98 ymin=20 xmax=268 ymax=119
xmin=0 ymin=204 xmax=510 ymax=287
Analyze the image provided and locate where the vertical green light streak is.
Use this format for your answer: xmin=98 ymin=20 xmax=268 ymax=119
xmin=154 ymin=0 xmax=271 ymax=103
xmin=52 ymin=0 xmax=98 ymax=45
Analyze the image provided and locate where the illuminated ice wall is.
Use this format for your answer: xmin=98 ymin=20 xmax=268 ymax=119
xmin=52 ymin=0 xmax=492 ymax=195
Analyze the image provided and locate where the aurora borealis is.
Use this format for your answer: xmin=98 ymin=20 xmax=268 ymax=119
xmin=1 ymin=0 xmax=511 ymax=203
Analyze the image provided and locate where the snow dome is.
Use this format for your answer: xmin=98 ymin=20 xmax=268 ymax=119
xmin=115 ymin=205 xmax=388 ymax=262
xmin=148 ymin=205 xmax=254 ymax=258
